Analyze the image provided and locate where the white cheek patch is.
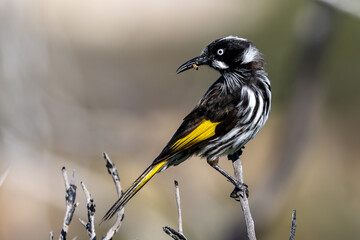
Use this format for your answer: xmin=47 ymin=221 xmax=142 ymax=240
xmin=242 ymin=45 xmax=258 ymax=64
xmin=223 ymin=35 xmax=247 ymax=42
xmin=212 ymin=60 xmax=229 ymax=69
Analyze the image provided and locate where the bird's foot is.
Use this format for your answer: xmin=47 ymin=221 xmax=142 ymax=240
xmin=230 ymin=182 xmax=249 ymax=201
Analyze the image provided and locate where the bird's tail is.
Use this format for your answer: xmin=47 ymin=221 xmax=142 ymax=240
xmin=101 ymin=160 xmax=168 ymax=222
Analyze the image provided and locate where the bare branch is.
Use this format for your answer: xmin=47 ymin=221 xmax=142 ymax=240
xmin=0 ymin=166 xmax=10 ymax=187
xmin=174 ymin=180 xmax=183 ymax=234
xmin=62 ymin=167 xmax=70 ymax=190
xmin=79 ymin=218 xmax=87 ymax=228
xmin=102 ymin=152 xmax=125 ymax=240
xmin=232 ymin=159 xmax=256 ymax=240
xmin=79 ymin=182 xmax=96 ymax=240
xmin=163 ymin=226 xmax=187 ymax=240
xmin=289 ymin=210 xmax=297 ymax=240
xmin=52 ymin=154 xmax=124 ymax=240
xmin=163 ymin=180 xmax=188 ymax=240
xmin=59 ymin=167 xmax=78 ymax=240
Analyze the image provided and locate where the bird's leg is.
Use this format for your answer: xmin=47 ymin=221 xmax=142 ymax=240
xmin=227 ymin=147 xmax=248 ymax=200
xmin=227 ymin=147 xmax=244 ymax=161
xmin=207 ymin=157 xmax=248 ymax=200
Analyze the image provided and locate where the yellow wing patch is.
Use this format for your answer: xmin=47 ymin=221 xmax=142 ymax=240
xmin=171 ymin=120 xmax=220 ymax=151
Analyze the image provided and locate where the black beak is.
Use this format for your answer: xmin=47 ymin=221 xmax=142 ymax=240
xmin=176 ymin=55 xmax=209 ymax=74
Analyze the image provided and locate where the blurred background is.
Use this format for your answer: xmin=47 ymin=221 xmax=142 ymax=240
xmin=0 ymin=0 xmax=359 ymax=239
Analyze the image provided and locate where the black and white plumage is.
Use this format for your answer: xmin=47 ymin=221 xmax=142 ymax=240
xmin=102 ymin=36 xmax=271 ymax=221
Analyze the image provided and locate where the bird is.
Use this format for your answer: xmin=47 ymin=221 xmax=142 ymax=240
xmin=102 ymin=36 xmax=271 ymax=221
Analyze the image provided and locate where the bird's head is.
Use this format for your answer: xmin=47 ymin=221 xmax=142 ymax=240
xmin=176 ymin=36 xmax=263 ymax=74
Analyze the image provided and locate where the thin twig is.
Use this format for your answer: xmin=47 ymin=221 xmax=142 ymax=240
xmin=289 ymin=210 xmax=297 ymax=240
xmin=232 ymin=159 xmax=256 ymax=240
xmin=53 ymin=157 xmax=124 ymax=240
xmin=174 ymin=180 xmax=183 ymax=234
xmin=79 ymin=182 xmax=97 ymax=240
xmin=0 ymin=166 xmax=10 ymax=187
xmin=59 ymin=167 xmax=78 ymax=240
xmin=163 ymin=226 xmax=187 ymax=240
xmin=163 ymin=180 xmax=188 ymax=240
xmin=102 ymin=152 xmax=125 ymax=240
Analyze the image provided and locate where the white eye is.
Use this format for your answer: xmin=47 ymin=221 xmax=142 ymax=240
xmin=217 ymin=49 xmax=224 ymax=56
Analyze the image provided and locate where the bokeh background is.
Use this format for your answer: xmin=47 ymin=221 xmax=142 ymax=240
xmin=0 ymin=0 xmax=359 ymax=239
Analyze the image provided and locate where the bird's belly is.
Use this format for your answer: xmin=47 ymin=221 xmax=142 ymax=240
xmin=198 ymin=113 xmax=269 ymax=161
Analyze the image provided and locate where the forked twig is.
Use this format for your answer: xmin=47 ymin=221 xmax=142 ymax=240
xmin=52 ymin=153 xmax=124 ymax=240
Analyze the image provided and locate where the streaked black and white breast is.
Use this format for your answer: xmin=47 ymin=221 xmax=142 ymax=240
xmin=197 ymin=36 xmax=271 ymax=161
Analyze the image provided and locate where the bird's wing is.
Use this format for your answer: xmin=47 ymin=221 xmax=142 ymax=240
xmin=171 ymin=119 xmax=220 ymax=151
xmin=153 ymin=78 xmax=239 ymax=164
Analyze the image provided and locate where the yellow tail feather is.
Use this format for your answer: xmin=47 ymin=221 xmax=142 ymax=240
xmin=102 ymin=160 xmax=167 ymax=222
